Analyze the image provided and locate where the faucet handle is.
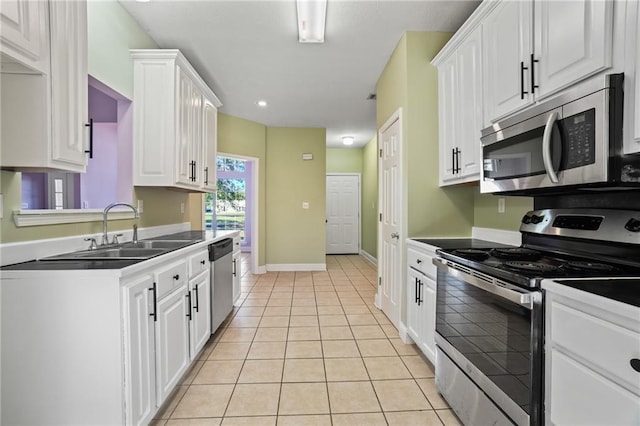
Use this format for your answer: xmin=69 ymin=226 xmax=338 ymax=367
xmin=112 ymin=233 xmax=124 ymax=245
xmin=84 ymin=237 xmax=98 ymax=250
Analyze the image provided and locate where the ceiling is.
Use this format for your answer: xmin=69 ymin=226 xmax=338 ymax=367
xmin=120 ymin=0 xmax=480 ymax=148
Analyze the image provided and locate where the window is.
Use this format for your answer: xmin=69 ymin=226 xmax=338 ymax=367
xmin=212 ymin=156 xmax=252 ymax=249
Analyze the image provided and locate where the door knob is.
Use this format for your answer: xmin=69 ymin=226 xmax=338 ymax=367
xmin=390 ymin=232 xmax=399 ymax=239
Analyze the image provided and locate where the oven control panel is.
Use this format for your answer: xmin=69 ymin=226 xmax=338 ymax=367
xmin=521 ymin=209 xmax=640 ymax=244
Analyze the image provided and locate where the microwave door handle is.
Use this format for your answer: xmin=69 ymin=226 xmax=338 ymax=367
xmin=542 ymin=111 xmax=560 ymax=183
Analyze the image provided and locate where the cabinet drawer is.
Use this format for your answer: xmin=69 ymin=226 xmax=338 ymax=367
xmin=549 ymin=300 xmax=640 ymax=393
xmin=407 ymin=248 xmax=437 ymax=280
xmin=156 ymin=260 xmax=188 ymax=299
xmin=188 ymin=250 xmax=209 ymax=278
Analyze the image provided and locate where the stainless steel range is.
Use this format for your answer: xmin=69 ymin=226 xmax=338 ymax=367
xmin=433 ymin=208 xmax=640 ymax=426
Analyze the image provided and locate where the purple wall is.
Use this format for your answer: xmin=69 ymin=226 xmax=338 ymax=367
xmin=80 ymin=123 xmax=118 ymax=209
xmin=21 ymin=173 xmax=46 ymax=209
xmin=88 ymin=85 xmax=117 ymax=123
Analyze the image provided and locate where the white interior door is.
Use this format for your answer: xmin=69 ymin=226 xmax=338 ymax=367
xmin=326 ymin=174 xmax=360 ymax=254
xmin=378 ymin=112 xmax=402 ymax=328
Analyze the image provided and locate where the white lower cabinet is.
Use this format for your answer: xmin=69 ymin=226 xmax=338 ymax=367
xmin=543 ymin=280 xmax=640 ymax=425
xmin=155 ymin=284 xmax=191 ymax=406
xmin=123 ymin=274 xmax=156 ymax=426
xmin=1 ymin=245 xmax=213 ymax=425
xmin=405 ymin=241 xmax=438 ymax=364
xmin=189 ymin=270 xmax=212 ymax=357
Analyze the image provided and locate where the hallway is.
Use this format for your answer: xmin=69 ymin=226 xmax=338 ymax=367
xmin=152 ymin=255 xmax=460 ymax=425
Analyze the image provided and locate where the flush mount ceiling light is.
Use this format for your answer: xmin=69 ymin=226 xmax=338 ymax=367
xmin=342 ymin=136 xmax=354 ymax=146
xmin=256 ymin=100 xmax=268 ymax=107
xmin=296 ymin=0 xmax=327 ymax=43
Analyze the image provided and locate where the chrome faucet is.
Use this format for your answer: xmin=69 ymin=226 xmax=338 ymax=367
xmin=102 ymin=203 xmax=140 ymax=246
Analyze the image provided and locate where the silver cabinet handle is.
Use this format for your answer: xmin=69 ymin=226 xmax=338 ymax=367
xmin=542 ymin=111 xmax=560 ymax=184
xmin=390 ymin=232 xmax=399 ymax=239
xmin=433 ymin=258 xmax=537 ymax=310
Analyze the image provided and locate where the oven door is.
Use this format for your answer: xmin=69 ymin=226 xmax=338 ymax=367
xmin=433 ymin=258 xmax=543 ymax=426
xmin=481 ymin=88 xmax=609 ymax=194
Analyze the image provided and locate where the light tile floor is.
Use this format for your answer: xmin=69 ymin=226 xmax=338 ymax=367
xmin=152 ymin=254 xmax=462 ymax=426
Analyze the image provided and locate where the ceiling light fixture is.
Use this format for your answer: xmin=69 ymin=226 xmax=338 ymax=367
xmin=296 ymin=0 xmax=327 ymax=43
xmin=342 ymin=136 xmax=354 ymax=146
xmin=256 ymin=100 xmax=268 ymax=107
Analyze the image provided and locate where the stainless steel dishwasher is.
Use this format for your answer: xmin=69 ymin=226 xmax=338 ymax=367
xmin=209 ymin=238 xmax=234 ymax=333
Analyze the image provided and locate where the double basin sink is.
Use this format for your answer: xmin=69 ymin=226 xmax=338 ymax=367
xmin=44 ymin=240 xmax=196 ymax=261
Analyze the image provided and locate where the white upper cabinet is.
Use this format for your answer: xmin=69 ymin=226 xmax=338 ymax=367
xmin=434 ymin=25 xmax=483 ymax=186
xmin=625 ymin=0 xmax=640 ymax=154
xmin=483 ymin=0 xmax=613 ymax=123
xmin=0 ymin=0 xmax=88 ymax=172
xmin=202 ymin=98 xmax=218 ymax=191
xmin=483 ymin=0 xmax=532 ymax=123
xmin=0 ymin=0 xmax=49 ymax=73
xmin=534 ymin=0 xmax=613 ymax=99
xmin=131 ymin=49 xmax=221 ymax=192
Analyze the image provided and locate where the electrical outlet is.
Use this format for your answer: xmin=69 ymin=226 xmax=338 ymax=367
xmin=302 ymin=202 xmax=309 ymax=209
xmin=180 ymin=203 xmax=185 ymax=214
xmin=137 ymin=200 xmax=144 ymax=213
xmin=0 ymin=194 xmax=3 ymax=219
xmin=498 ymin=198 xmax=506 ymax=213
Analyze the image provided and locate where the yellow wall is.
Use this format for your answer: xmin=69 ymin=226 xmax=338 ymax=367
xmin=377 ymin=32 xmax=475 ymax=239
xmin=326 ymin=148 xmax=363 ymax=174
xmin=361 ymin=136 xmax=378 ymax=258
xmin=216 ymin=113 xmax=267 ymax=267
xmin=266 ymin=128 xmax=327 ymax=265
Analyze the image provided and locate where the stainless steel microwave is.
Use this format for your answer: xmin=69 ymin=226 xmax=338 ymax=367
xmin=480 ymin=74 xmax=640 ymax=195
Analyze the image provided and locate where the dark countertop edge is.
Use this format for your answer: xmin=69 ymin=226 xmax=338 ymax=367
xmin=409 ymin=238 xmax=516 ymax=250
xmin=547 ymin=277 xmax=640 ymax=308
xmin=1 ymin=230 xmax=240 ymax=272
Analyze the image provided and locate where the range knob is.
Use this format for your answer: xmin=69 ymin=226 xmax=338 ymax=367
xmin=530 ymin=214 xmax=545 ymax=224
xmin=624 ymin=218 xmax=640 ymax=232
xmin=521 ymin=215 xmax=531 ymax=224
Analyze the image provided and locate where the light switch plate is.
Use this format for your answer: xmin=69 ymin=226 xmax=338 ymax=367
xmin=0 ymin=193 xmax=3 ymax=219
xmin=302 ymin=202 xmax=309 ymax=209
xmin=137 ymin=199 xmax=144 ymax=213
xmin=498 ymin=198 xmax=506 ymax=213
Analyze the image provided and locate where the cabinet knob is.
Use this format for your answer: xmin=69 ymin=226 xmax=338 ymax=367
xmin=631 ymin=358 xmax=640 ymax=373
xmin=173 ymin=274 xmax=180 ymax=280
xmin=416 ymin=259 xmax=423 ymax=264
xmin=200 ymin=260 xmax=206 ymax=265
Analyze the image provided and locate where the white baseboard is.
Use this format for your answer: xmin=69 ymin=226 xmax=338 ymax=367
xmin=472 ymin=227 xmax=521 ymax=246
xmin=398 ymin=321 xmax=412 ymax=344
xmin=255 ymin=266 xmax=267 ymax=274
xmin=359 ymin=250 xmax=377 ymax=266
xmin=0 ymin=222 xmax=191 ymax=266
xmin=266 ymin=263 xmax=327 ymax=272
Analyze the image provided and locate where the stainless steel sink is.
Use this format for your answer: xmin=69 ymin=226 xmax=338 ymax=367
xmin=44 ymin=247 xmax=168 ymax=260
xmin=120 ymin=240 xmax=193 ymax=249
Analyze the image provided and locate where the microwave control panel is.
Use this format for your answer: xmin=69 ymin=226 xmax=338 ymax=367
xmin=562 ymin=108 xmax=596 ymax=170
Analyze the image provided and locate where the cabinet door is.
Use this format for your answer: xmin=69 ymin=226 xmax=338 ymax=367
xmin=420 ymin=277 xmax=436 ymax=365
xmin=406 ymin=268 xmax=422 ymax=345
xmin=155 ymin=285 xmax=190 ymax=406
xmin=456 ymin=26 xmax=483 ymax=180
xmin=437 ymin=55 xmax=457 ymax=185
xmin=232 ymin=251 xmax=241 ymax=304
xmin=202 ymin=98 xmax=218 ymax=191
xmin=534 ymin=0 xmax=613 ymax=99
xmin=0 ymin=0 xmax=48 ymax=73
xmin=176 ymin=69 xmax=194 ymax=186
xmin=189 ymin=271 xmax=211 ymax=358
xmin=49 ymin=0 xmax=88 ymax=171
xmin=483 ymin=0 xmax=533 ymax=123
xmin=122 ymin=275 xmax=156 ymax=426
xmin=631 ymin=0 xmax=640 ymax=154
xmin=190 ymin=83 xmax=203 ymax=187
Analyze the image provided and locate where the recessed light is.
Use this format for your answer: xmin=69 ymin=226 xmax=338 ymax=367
xmin=342 ymin=136 xmax=354 ymax=146
xmin=256 ymin=100 xmax=268 ymax=107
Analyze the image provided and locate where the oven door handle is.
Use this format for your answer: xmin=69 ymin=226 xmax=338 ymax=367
xmin=433 ymin=258 xmax=534 ymax=310
xmin=542 ymin=111 xmax=560 ymax=184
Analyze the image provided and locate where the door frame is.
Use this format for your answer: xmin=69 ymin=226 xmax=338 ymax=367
xmin=375 ymin=108 xmax=405 ymax=330
xmin=205 ymin=152 xmax=260 ymax=275
xmin=325 ymin=173 xmax=361 ymax=254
